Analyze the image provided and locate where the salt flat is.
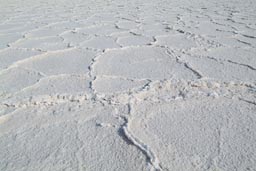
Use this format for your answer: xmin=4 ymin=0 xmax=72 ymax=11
xmin=0 ymin=0 xmax=256 ymax=170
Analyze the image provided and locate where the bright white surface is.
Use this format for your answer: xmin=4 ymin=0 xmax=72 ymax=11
xmin=0 ymin=0 xmax=256 ymax=170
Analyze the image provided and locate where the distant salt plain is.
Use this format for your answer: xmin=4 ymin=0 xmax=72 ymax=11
xmin=0 ymin=0 xmax=256 ymax=170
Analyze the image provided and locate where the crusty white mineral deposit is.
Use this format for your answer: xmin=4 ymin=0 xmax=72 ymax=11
xmin=0 ymin=0 xmax=255 ymax=170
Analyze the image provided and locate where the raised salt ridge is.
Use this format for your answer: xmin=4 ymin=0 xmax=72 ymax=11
xmin=0 ymin=0 xmax=255 ymax=170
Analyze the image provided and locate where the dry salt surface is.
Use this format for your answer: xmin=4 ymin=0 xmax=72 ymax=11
xmin=0 ymin=0 xmax=256 ymax=170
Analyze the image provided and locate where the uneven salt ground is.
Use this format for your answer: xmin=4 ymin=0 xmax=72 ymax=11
xmin=0 ymin=0 xmax=256 ymax=170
